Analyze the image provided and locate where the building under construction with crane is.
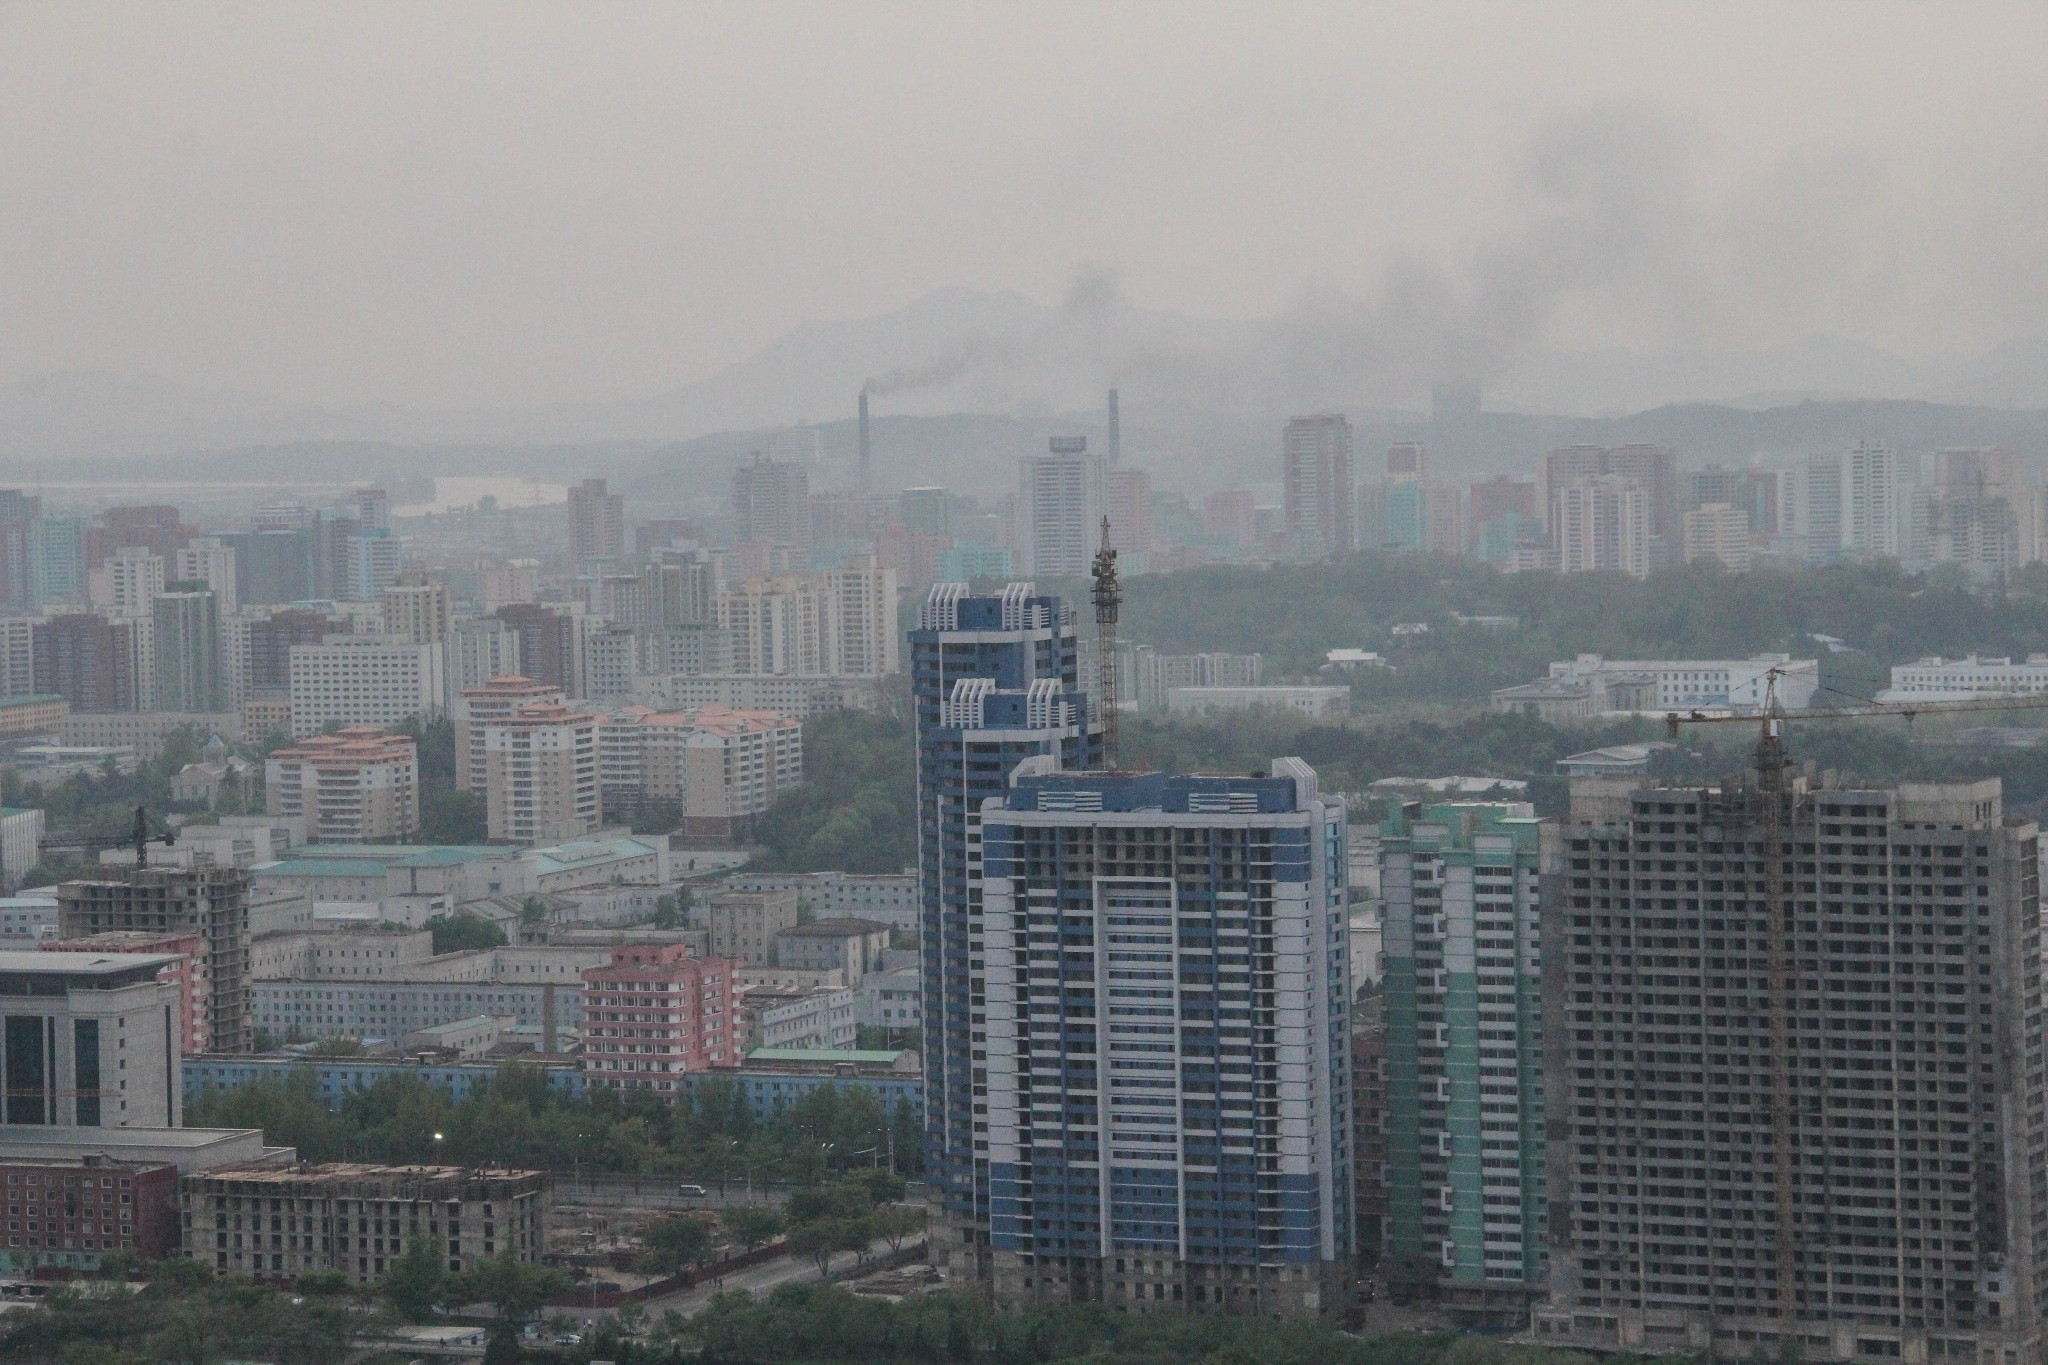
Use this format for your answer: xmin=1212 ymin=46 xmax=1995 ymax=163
xmin=56 ymin=847 xmax=254 ymax=1055
xmin=1531 ymin=741 xmax=2048 ymax=1364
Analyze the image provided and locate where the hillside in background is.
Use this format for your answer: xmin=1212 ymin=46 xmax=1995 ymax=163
xmin=13 ymin=397 xmax=2048 ymax=511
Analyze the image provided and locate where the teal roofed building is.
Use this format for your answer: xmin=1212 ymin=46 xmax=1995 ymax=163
xmin=1379 ymin=800 xmax=1546 ymax=1324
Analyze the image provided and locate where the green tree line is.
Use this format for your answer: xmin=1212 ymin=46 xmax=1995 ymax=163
xmin=1098 ymin=553 xmax=2048 ymax=695
xmin=185 ymin=1062 xmax=922 ymax=1182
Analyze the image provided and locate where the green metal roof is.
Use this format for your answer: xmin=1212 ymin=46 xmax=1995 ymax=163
xmin=296 ymin=844 xmax=500 ymax=866
xmin=255 ymin=859 xmax=390 ymax=879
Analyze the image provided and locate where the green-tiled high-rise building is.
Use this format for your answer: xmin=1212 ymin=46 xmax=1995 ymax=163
xmin=1380 ymin=801 xmax=1546 ymax=1323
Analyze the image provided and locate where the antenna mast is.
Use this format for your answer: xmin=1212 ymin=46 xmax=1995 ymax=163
xmin=1090 ymin=516 xmax=1120 ymax=769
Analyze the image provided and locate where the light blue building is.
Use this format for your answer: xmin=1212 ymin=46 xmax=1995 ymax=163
xmin=183 ymin=1054 xmax=585 ymax=1108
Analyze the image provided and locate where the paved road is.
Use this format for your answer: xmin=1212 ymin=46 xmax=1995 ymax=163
xmin=552 ymin=1176 xmax=788 ymax=1212
xmin=638 ymin=1235 xmax=903 ymax=1319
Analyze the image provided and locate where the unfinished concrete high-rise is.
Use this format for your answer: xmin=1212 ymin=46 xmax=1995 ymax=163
xmin=56 ymin=863 xmax=253 ymax=1054
xmin=1532 ymin=772 xmax=2048 ymax=1365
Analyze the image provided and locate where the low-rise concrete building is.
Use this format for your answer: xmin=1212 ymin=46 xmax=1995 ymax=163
xmin=182 ymin=1163 xmax=549 ymax=1283
xmin=706 ymin=889 xmax=798 ymax=966
xmin=1164 ymin=684 xmax=1350 ymax=717
xmin=721 ymin=871 xmax=918 ymax=933
xmin=854 ymin=965 xmax=921 ymax=1033
xmin=0 ymin=951 xmax=185 ymax=1128
xmin=741 ymin=982 xmax=855 ymax=1052
xmin=774 ymin=917 xmax=891 ymax=983
xmin=184 ymin=1055 xmax=584 ymax=1109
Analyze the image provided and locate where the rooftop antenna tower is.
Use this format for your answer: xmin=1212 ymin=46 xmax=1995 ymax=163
xmin=1090 ymin=516 xmax=1120 ymax=769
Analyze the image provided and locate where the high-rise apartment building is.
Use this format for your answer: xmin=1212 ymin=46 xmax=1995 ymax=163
xmin=824 ymin=556 xmax=899 ymax=677
xmin=57 ymin=863 xmax=253 ymax=1054
xmin=1202 ymin=490 xmax=1257 ymax=551
xmin=979 ymin=759 xmax=1353 ymax=1315
xmin=480 ymin=559 xmax=540 ymax=611
xmin=454 ymin=674 xmax=563 ymax=793
xmin=449 ymin=616 xmax=523 ymax=692
xmin=265 ymin=726 xmax=420 ymax=844
xmin=88 ymin=545 xmax=164 ymax=620
xmin=482 ymin=700 xmax=600 ymax=844
xmin=567 ymin=478 xmax=626 ymax=563
xmin=1104 ymin=468 xmax=1153 ymax=564
xmin=1379 ymin=802 xmax=1546 ymax=1318
xmin=246 ymin=608 xmax=340 ymax=695
xmin=0 ymin=491 xmax=42 ymax=612
xmin=285 ymin=636 xmax=445 ymax=738
xmin=1282 ymin=415 xmax=1356 ymax=558
xmin=1683 ymin=503 xmax=1754 ymax=572
xmin=1844 ymin=440 xmax=1900 ymax=560
xmin=28 ymin=515 xmax=87 ymax=609
xmin=33 ymin=614 xmax=142 ymax=714
xmin=1553 ymin=477 xmax=1651 ymax=578
xmin=581 ymin=944 xmax=739 ymax=1092
xmin=153 ymin=582 xmax=223 ymax=713
xmin=174 ymin=538 xmax=238 ymax=615
xmin=492 ymin=603 xmax=580 ymax=694
xmin=901 ymin=487 xmax=951 ymax=537
xmin=380 ymin=576 xmax=452 ymax=647
xmin=1546 ymin=444 xmax=1678 ymax=557
xmin=732 ymin=454 xmax=812 ymax=549
xmin=1021 ymin=438 xmax=1101 ymax=577
xmin=1533 ymin=771 xmax=2048 ymax=1363
xmin=638 ymin=553 xmax=715 ymax=629
xmin=598 ymin=704 xmax=802 ymax=844
xmin=711 ymin=560 xmax=897 ymax=679
xmin=911 ymin=582 xmax=1099 ymax=1284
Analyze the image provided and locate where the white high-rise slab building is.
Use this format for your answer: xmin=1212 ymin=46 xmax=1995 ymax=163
xmin=1020 ymin=437 xmax=1101 ymax=577
xmin=286 ymin=636 xmax=446 ymax=737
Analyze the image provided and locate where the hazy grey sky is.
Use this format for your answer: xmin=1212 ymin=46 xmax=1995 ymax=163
xmin=3 ymin=1 xmax=2044 ymax=410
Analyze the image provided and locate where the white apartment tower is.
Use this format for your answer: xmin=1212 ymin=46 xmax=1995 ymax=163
xmin=1553 ymin=477 xmax=1650 ymax=578
xmin=483 ymin=701 xmax=601 ymax=844
xmin=1021 ymin=437 xmax=1101 ymax=577
xmin=1282 ymin=414 xmax=1356 ymax=558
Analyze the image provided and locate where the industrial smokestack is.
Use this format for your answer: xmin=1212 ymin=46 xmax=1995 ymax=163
xmin=1107 ymin=388 xmax=1120 ymax=465
xmin=858 ymin=390 xmax=871 ymax=492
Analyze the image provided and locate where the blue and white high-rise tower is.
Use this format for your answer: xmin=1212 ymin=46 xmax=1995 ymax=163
xmin=978 ymin=758 xmax=1353 ymax=1314
xmin=912 ymin=582 xmax=1098 ymax=1282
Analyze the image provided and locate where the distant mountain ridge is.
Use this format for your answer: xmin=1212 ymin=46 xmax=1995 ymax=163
xmin=1 ymin=285 xmax=2045 ymax=466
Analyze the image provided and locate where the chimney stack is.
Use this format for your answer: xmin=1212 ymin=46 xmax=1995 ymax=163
xmin=858 ymin=390 xmax=871 ymax=492
xmin=1107 ymin=388 xmax=1120 ymax=465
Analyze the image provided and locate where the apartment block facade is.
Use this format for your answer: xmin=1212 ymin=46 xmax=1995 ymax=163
xmin=182 ymin=1164 xmax=549 ymax=1283
xmin=482 ymin=701 xmax=600 ymax=844
xmin=1533 ymin=773 xmax=2048 ymax=1365
xmin=1379 ymin=801 xmax=1547 ymax=1320
xmin=56 ymin=864 xmax=252 ymax=1054
xmin=979 ymin=760 xmax=1353 ymax=1315
xmin=264 ymin=725 xmax=420 ymax=844
xmin=580 ymin=943 xmax=738 ymax=1092
xmin=912 ymin=582 xmax=1099 ymax=1284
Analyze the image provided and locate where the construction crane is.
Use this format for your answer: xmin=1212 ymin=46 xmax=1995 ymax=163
xmin=130 ymin=805 xmax=176 ymax=869
xmin=1665 ymin=671 xmax=2048 ymax=1325
xmin=1090 ymin=516 xmax=1121 ymax=769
